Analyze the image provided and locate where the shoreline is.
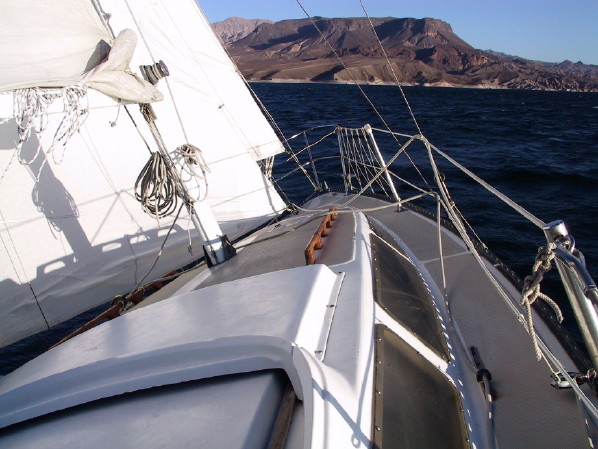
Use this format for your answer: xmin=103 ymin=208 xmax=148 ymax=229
xmin=247 ymin=78 xmax=598 ymax=93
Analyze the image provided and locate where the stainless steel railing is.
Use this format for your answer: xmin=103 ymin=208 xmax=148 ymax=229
xmin=544 ymin=220 xmax=598 ymax=371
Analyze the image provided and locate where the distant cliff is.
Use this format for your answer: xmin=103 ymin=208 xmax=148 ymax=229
xmin=212 ymin=17 xmax=274 ymax=45
xmin=212 ymin=17 xmax=598 ymax=92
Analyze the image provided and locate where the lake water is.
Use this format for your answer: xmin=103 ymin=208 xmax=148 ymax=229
xmin=255 ymin=82 xmax=598 ymax=266
xmin=1 ymin=83 xmax=597 ymax=375
xmin=253 ymin=82 xmax=598 ymax=338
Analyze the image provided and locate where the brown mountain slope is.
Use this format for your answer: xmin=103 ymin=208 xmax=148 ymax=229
xmin=218 ymin=17 xmax=598 ymax=92
xmin=212 ymin=17 xmax=274 ymax=45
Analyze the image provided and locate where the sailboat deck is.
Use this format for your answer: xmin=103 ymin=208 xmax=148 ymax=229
xmin=137 ymin=191 xmax=591 ymax=448
xmin=2 ymin=0 xmax=595 ymax=445
xmin=341 ymin=194 xmax=590 ymax=448
xmin=1 ymin=192 xmax=594 ymax=447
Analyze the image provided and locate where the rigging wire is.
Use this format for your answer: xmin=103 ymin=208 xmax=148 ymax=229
xmin=429 ymin=141 xmax=545 ymax=229
xmin=294 ymin=0 xmax=431 ymax=188
xmin=358 ymin=0 xmax=423 ymax=135
xmin=129 ymin=203 xmax=186 ymax=295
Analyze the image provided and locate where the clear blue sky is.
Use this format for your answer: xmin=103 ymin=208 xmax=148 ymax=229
xmin=200 ymin=0 xmax=598 ymax=65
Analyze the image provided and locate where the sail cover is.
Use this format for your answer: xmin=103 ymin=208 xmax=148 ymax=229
xmin=0 ymin=0 xmax=286 ymax=348
xmin=0 ymin=1 xmax=162 ymax=103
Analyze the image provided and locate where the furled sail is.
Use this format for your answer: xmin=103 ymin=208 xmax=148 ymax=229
xmin=0 ymin=1 xmax=162 ymax=103
xmin=0 ymin=0 xmax=287 ymax=347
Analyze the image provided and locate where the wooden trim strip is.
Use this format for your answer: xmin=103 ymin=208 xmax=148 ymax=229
xmin=304 ymin=206 xmax=338 ymax=265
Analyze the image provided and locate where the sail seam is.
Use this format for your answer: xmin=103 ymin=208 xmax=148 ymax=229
xmin=0 ymin=208 xmax=49 ymax=329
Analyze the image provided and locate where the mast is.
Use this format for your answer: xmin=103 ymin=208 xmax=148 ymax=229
xmin=137 ymin=89 xmax=234 ymax=266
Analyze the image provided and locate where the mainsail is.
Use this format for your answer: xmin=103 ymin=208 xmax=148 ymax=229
xmin=0 ymin=0 xmax=287 ymax=347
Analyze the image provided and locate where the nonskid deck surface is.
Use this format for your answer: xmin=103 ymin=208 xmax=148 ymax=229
xmin=344 ymin=194 xmax=590 ymax=449
xmin=142 ymin=191 xmax=590 ymax=448
xmin=2 ymin=192 xmax=592 ymax=448
xmin=134 ymin=192 xmax=356 ymax=307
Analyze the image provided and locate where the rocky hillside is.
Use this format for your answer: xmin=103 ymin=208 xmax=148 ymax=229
xmin=213 ymin=17 xmax=598 ymax=92
xmin=212 ymin=17 xmax=274 ymax=45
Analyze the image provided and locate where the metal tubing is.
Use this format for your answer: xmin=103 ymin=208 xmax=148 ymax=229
xmin=544 ymin=220 xmax=598 ymax=371
xmin=141 ymin=104 xmax=226 ymax=266
xmin=303 ymin=133 xmax=321 ymax=190
xmin=156 ymin=143 xmax=225 ymax=266
xmin=364 ymin=124 xmax=400 ymax=202
xmin=337 ymin=128 xmax=349 ymax=195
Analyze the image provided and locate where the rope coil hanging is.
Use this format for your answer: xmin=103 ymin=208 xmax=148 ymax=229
xmin=135 ymin=151 xmax=180 ymax=219
xmin=175 ymin=143 xmax=210 ymax=201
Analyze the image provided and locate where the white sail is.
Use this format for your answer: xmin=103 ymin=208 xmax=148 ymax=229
xmin=0 ymin=0 xmax=286 ymax=347
xmin=0 ymin=1 xmax=162 ymax=103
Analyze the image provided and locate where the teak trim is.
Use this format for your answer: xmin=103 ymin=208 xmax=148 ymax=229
xmin=304 ymin=206 xmax=338 ymax=265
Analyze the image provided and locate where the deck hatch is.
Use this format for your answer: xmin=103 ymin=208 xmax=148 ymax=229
xmin=370 ymin=232 xmax=449 ymax=360
xmin=373 ymin=325 xmax=469 ymax=449
xmin=0 ymin=370 xmax=291 ymax=448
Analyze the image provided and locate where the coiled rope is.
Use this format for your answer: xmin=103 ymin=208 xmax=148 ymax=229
xmin=135 ymin=152 xmax=179 ymax=219
xmin=134 ymin=142 xmax=212 ymax=219
xmin=175 ymin=143 xmax=210 ymax=201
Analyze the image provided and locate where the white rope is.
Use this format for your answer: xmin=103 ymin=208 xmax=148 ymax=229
xmin=363 ymin=129 xmax=546 ymax=233
xmin=14 ymin=88 xmax=57 ymax=171
xmin=175 ymin=143 xmax=210 ymax=201
xmin=8 ymin=86 xmax=89 ymax=182
xmin=343 ymin=134 xmax=419 ymax=206
xmin=423 ymin=138 xmax=564 ymax=376
xmin=261 ymin=156 xmax=275 ymax=180
xmin=387 ymin=170 xmax=431 ymax=195
xmin=50 ymin=84 xmax=88 ymax=163
xmin=285 ymin=128 xmax=337 ymax=162
xmin=520 ymin=243 xmax=564 ymax=360
xmin=356 ymin=127 xmax=387 ymax=195
xmin=368 ymin=127 xmax=413 ymax=139
xmin=337 ymin=126 xmax=395 ymax=198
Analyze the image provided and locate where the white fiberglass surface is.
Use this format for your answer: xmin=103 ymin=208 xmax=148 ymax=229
xmin=0 ymin=370 xmax=286 ymax=448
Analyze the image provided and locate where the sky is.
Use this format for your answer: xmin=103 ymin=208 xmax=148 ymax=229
xmin=200 ymin=0 xmax=598 ymax=65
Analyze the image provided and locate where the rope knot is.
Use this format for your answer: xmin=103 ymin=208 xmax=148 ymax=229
xmin=520 ymin=242 xmax=563 ymax=360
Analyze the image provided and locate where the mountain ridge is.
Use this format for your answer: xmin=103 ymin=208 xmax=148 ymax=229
xmin=211 ymin=17 xmax=598 ymax=92
xmin=212 ymin=17 xmax=274 ymax=45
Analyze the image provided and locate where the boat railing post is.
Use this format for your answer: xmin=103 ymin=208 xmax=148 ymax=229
xmin=364 ymin=124 xmax=400 ymax=202
xmin=337 ymin=127 xmax=349 ymax=195
xmin=544 ymin=220 xmax=598 ymax=371
xmin=303 ymin=133 xmax=321 ymax=190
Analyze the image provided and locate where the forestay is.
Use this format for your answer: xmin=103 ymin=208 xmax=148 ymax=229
xmin=0 ymin=0 xmax=286 ymax=347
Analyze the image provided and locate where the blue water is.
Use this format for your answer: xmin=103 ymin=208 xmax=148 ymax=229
xmin=254 ymin=82 xmax=598 ymax=334
xmin=1 ymin=84 xmax=597 ymax=375
xmin=257 ymin=83 xmax=597 ymax=260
